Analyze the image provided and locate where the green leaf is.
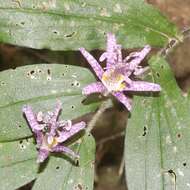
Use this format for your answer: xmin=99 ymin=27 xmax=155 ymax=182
xmin=0 ymin=0 xmax=181 ymax=50
xmin=125 ymin=56 xmax=190 ymax=189
xmin=0 ymin=64 xmax=98 ymax=142
xmin=0 ymin=134 xmax=95 ymax=190
xmin=32 ymin=134 xmax=95 ymax=190
xmin=0 ymin=64 xmax=98 ymax=189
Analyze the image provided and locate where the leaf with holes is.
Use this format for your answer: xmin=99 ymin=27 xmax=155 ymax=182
xmin=125 ymin=56 xmax=190 ymax=190
xmin=0 ymin=64 xmax=98 ymax=189
xmin=0 ymin=0 xmax=181 ymax=50
xmin=0 ymin=134 xmax=95 ymax=190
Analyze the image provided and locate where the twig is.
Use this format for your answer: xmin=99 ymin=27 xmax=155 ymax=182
xmin=118 ymin=152 xmax=125 ymax=176
xmin=86 ymin=100 xmax=111 ymax=133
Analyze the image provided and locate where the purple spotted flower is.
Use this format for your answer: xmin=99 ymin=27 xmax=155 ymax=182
xmin=79 ymin=33 xmax=161 ymax=111
xmin=22 ymin=101 xmax=85 ymax=163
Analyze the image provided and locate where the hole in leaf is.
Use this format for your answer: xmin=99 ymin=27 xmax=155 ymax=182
xmin=30 ymin=70 xmax=35 ymax=75
xmin=142 ymin=126 xmax=147 ymax=136
xmin=47 ymin=69 xmax=51 ymax=75
xmin=53 ymin=30 xmax=58 ymax=34
xmin=75 ymin=183 xmax=83 ymax=190
xmin=156 ymin=72 xmax=160 ymax=78
xmin=75 ymin=159 xmax=79 ymax=166
xmin=65 ymin=31 xmax=76 ymax=38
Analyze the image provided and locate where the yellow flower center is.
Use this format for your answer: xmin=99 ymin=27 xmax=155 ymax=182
xmin=102 ymin=69 xmax=125 ymax=92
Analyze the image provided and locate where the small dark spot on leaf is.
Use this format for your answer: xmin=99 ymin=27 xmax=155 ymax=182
xmin=19 ymin=140 xmax=23 ymax=144
xmin=161 ymin=65 xmax=164 ymax=69
xmin=65 ymin=31 xmax=76 ymax=38
xmin=20 ymin=21 xmax=25 ymax=25
xmin=53 ymin=30 xmax=58 ymax=34
xmin=38 ymin=70 xmax=42 ymax=73
xmin=1 ymin=81 xmax=5 ymax=86
xmin=21 ymin=145 xmax=24 ymax=149
xmin=76 ymin=82 xmax=80 ymax=86
xmin=177 ymin=133 xmax=182 ymax=138
xmin=71 ymin=82 xmax=74 ymax=87
xmin=62 ymin=73 xmax=65 ymax=76
xmin=47 ymin=69 xmax=51 ymax=75
xmin=142 ymin=126 xmax=147 ymax=136
xmin=183 ymin=162 xmax=187 ymax=167
xmin=103 ymin=32 xmax=106 ymax=35
xmin=56 ymin=166 xmax=60 ymax=170
xmin=156 ymin=72 xmax=160 ymax=78
xmin=71 ymin=105 xmax=75 ymax=109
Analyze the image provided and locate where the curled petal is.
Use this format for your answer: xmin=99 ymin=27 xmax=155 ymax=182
xmin=112 ymin=91 xmax=132 ymax=111
xmin=82 ymin=82 xmax=107 ymax=96
xmin=124 ymin=81 xmax=161 ymax=92
xmin=79 ymin=48 xmax=104 ymax=79
xmin=37 ymin=148 xmax=49 ymax=163
xmin=51 ymin=145 xmax=79 ymax=159
xmin=124 ymin=45 xmax=151 ymax=76
xmin=56 ymin=121 xmax=86 ymax=143
xmin=99 ymin=52 xmax=107 ymax=62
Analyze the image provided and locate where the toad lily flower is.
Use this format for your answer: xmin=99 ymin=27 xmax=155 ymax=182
xmin=22 ymin=101 xmax=85 ymax=163
xmin=79 ymin=33 xmax=161 ymax=111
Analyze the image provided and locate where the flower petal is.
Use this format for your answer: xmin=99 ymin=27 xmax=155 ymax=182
xmin=124 ymin=45 xmax=151 ymax=76
xmin=51 ymin=145 xmax=79 ymax=159
xmin=22 ymin=105 xmax=41 ymax=131
xmin=124 ymin=81 xmax=161 ymax=92
xmin=82 ymin=82 xmax=107 ymax=95
xmin=37 ymin=148 xmax=49 ymax=163
xmin=79 ymin=48 xmax=104 ymax=79
xmin=112 ymin=91 xmax=132 ymax=111
xmin=56 ymin=121 xmax=86 ymax=143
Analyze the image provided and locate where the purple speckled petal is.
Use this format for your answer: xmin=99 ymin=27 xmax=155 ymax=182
xmin=36 ymin=131 xmax=43 ymax=146
xmin=51 ymin=145 xmax=79 ymax=158
xmin=124 ymin=45 xmax=151 ymax=76
xmin=37 ymin=148 xmax=49 ymax=163
xmin=79 ymin=48 xmax=104 ymax=79
xmin=49 ymin=101 xmax=62 ymax=136
xmin=124 ymin=81 xmax=161 ymax=92
xmin=56 ymin=121 xmax=86 ymax=143
xmin=106 ymin=33 xmax=120 ymax=68
xmin=112 ymin=91 xmax=132 ymax=111
xmin=22 ymin=105 xmax=41 ymax=131
xmin=82 ymin=82 xmax=107 ymax=95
